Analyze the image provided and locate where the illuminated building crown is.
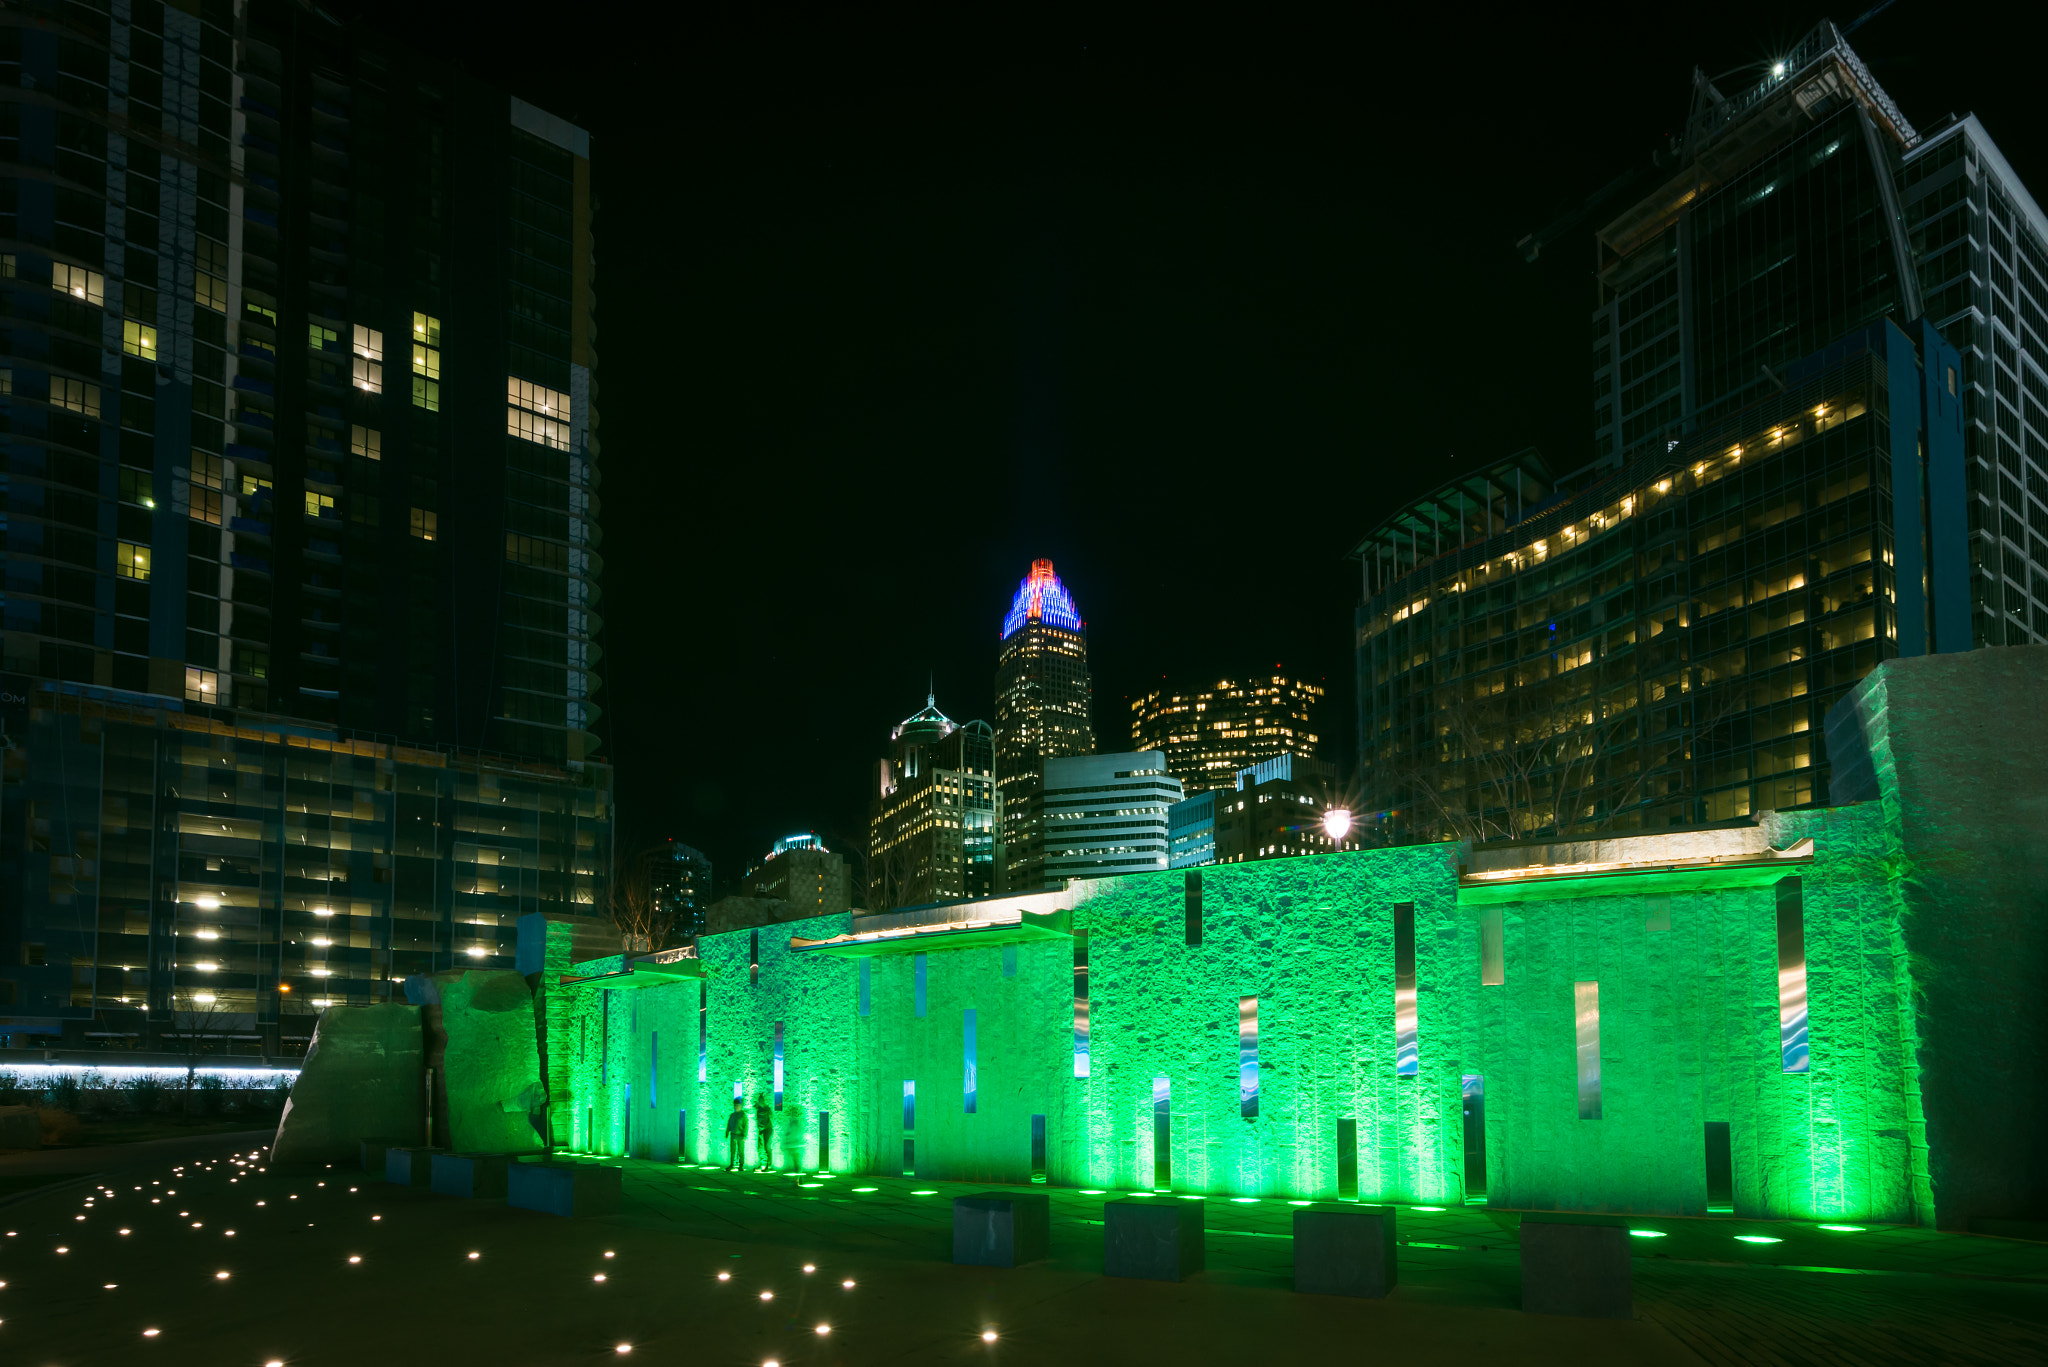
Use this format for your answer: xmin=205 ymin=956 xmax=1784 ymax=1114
xmin=1001 ymin=559 xmax=1083 ymax=640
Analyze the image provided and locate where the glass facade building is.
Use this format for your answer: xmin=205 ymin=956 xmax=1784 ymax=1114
xmin=1354 ymin=318 xmax=1965 ymax=842
xmin=1040 ymin=750 xmax=1182 ymax=882
xmin=0 ymin=1 xmax=611 ymax=1051
xmin=867 ymin=697 xmax=1000 ymax=910
xmin=1128 ymin=671 xmax=1324 ymax=795
xmin=993 ymin=559 xmax=1094 ymax=892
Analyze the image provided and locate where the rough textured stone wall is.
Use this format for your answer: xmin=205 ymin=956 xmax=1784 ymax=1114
xmin=1825 ymin=645 xmax=2048 ymax=1227
xmin=433 ymin=969 xmax=546 ymax=1154
xmin=542 ymin=809 xmax=1946 ymax=1221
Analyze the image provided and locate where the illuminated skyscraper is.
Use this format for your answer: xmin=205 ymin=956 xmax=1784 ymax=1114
xmin=1130 ymin=671 xmax=1325 ymax=795
xmin=867 ymin=695 xmax=1000 ymax=910
xmin=993 ymin=559 xmax=1095 ymax=892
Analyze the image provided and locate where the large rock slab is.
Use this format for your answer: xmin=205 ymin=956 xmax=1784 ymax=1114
xmin=420 ymin=969 xmax=546 ymax=1156
xmin=269 ymin=1004 xmax=423 ymax=1166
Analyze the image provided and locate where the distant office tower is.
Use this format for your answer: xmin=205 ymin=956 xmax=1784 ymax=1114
xmin=993 ymin=559 xmax=1095 ymax=891
xmin=1165 ymin=790 xmax=1218 ymax=869
xmin=739 ymin=834 xmax=851 ymax=918
xmin=1130 ymin=671 xmax=1324 ymax=794
xmin=651 ymin=841 xmax=714 ymax=942
xmin=0 ymin=4 xmax=609 ymax=1052
xmin=867 ymin=695 xmax=999 ymax=910
xmin=1351 ymin=17 xmax=2048 ymax=846
xmin=1590 ymin=21 xmax=1922 ymax=467
xmin=1205 ymin=754 xmax=1351 ymax=863
xmin=1041 ymin=751 xmax=1182 ymax=883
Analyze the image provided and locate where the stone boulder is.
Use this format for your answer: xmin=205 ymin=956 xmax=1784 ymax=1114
xmin=429 ymin=969 xmax=546 ymax=1155
xmin=270 ymin=1004 xmax=424 ymax=1166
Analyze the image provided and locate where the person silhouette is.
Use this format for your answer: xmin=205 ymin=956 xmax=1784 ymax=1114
xmin=753 ymin=1092 xmax=774 ymax=1171
xmin=724 ymin=1098 xmax=746 ymax=1171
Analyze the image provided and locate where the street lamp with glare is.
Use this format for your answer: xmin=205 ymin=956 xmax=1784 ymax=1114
xmin=1322 ymin=808 xmax=1353 ymax=843
xmin=1771 ymin=61 xmax=1787 ymax=77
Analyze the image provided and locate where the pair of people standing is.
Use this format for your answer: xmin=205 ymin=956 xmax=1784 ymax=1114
xmin=724 ymin=1095 xmax=775 ymax=1171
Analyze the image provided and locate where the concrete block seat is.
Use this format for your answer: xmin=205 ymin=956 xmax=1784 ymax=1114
xmin=360 ymin=1139 xmax=412 ymax=1175
xmin=1292 ymin=1204 xmax=1398 ymax=1298
xmin=1519 ymin=1216 xmax=1632 ymax=1319
xmin=952 ymin=1192 xmax=1050 ymax=1267
xmin=1103 ymin=1198 xmax=1204 ymax=1282
xmin=384 ymin=1146 xmax=440 ymax=1187
xmin=507 ymin=1160 xmax=622 ymax=1217
xmin=431 ymin=1151 xmax=514 ymax=1199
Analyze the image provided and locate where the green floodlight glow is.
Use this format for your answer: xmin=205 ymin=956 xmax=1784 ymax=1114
xmin=1079 ymin=1190 xmax=1107 ymax=1195
xmin=1230 ymin=1197 xmax=1259 ymax=1204
xmin=1629 ymin=1229 xmax=1667 ymax=1238
xmin=1128 ymin=1191 xmax=1155 ymax=1198
xmin=1735 ymin=1235 xmax=1783 ymax=1244
xmin=1411 ymin=1206 xmax=1445 ymax=1212
xmin=1288 ymin=1200 xmax=1313 ymax=1206
xmin=799 ymin=1183 xmax=823 ymax=1189
xmin=851 ymin=1187 xmax=878 ymax=1193
xmin=911 ymin=1190 xmax=938 ymax=1196
xmin=1177 ymin=1195 xmax=1205 ymax=1201
xmin=1819 ymin=1224 xmax=1866 ymax=1232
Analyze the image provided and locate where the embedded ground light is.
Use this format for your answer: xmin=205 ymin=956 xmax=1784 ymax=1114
xmin=1819 ymin=1224 xmax=1866 ymax=1232
xmin=1629 ymin=1229 xmax=1667 ymax=1238
xmin=1735 ymin=1235 xmax=1782 ymax=1244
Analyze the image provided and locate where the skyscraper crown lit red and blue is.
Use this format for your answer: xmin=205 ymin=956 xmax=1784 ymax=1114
xmin=1001 ymin=558 xmax=1084 ymax=639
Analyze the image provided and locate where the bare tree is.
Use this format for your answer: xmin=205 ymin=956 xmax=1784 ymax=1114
xmin=1375 ymin=668 xmax=1751 ymax=846
xmin=607 ymin=843 xmax=678 ymax=954
xmin=171 ymin=992 xmax=232 ymax=1117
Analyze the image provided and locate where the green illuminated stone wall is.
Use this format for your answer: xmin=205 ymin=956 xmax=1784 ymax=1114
xmin=1826 ymin=645 xmax=2048 ymax=1228
xmin=548 ymin=805 xmax=1937 ymax=1222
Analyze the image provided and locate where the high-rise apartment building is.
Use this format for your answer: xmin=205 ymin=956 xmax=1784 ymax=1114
xmin=1040 ymin=750 xmax=1181 ymax=883
xmin=993 ymin=559 xmax=1094 ymax=892
xmin=1352 ymin=17 xmax=2048 ymax=845
xmin=866 ymin=695 xmax=999 ymax=910
xmin=1130 ymin=670 xmax=1323 ymax=794
xmin=0 ymin=1 xmax=609 ymax=1052
xmin=651 ymin=840 xmax=713 ymax=942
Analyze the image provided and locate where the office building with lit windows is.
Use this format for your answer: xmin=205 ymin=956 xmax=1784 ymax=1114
xmin=0 ymin=1 xmax=610 ymax=1052
xmin=993 ymin=559 xmax=1095 ymax=892
xmin=1355 ymin=316 xmax=1964 ymax=843
xmin=1041 ymin=751 xmax=1182 ymax=883
xmin=1588 ymin=18 xmax=2048 ymax=647
xmin=866 ymin=695 xmax=1000 ymax=911
xmin=1130 ymin=670 xmax=1323 ymax=795
xmin=1169 ymin=752 xmax=1354 ymax=867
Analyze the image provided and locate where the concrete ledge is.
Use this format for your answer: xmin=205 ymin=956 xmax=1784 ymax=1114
xmin=384 ymin=1146 xmax=437 ymax=1187
xmin=507 ymin=1161 xmax=622 ymax=1217
xmin=1292 ymin=1204 xmax=1398 ymax=1297
xmin=1520 ymin=1218 xmax=1631 ymax=1319
xmin=952 ymin=1192 xmax=1050 ymax=1267
xmin=1103 ymin=1198 xmax=1204 ymax=1282
xmin=431 ymin=1152 xmax=512 ymax=1199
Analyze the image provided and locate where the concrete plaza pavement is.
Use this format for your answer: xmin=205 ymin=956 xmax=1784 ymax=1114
xmin=0 ymin=1133 xmax=2044 ymax=1364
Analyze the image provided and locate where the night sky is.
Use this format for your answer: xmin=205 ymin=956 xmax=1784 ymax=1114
xmin=370 ymin=5 xmax=2041 ymax=889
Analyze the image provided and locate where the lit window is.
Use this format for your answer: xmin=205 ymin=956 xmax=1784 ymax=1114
xmin=51 ymin=376 xmax=101 ymax=417
xmin=195 ymin=237 xmax=228 ymax=312
xmin=190 ymin=489 xmax=222 ymax=526
xmin=1 ymin=252 xmax=13 ymax=277
xmin=245 ymin=300 xmax=278 ymax=325
xmin=305 ymin=491 xmax=336 ymax=519
xmin=117 ymin=541 xmax=151 ymax=581
xmin=240 ymin=474 xmax=272 ymax=497
xmin=1 ymin=367 xmax=11 ymax=394
xmin=507 ymin=406 xmax=570 ymax=451
xmin=122 ymin=320 xmax=159 ymax=358
xmin=185 ymin=667 xmax=220 ymax=704
xmin=410 ymin=508 xmax=437 ymax=541
xmin=412 ymin=314 xmax=441 ymax=411
xmin=350 ymin=425 xmax=381 ymax=460
xmin=309 ymin=323 xmax=339 ymax=351
xmin=352 ymin=326 xmax=384 ymax=394
xmin=191 ymin=453 xmax=226 ymax=491
xmin=53 ymin=263 xmax=106 ymax=306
